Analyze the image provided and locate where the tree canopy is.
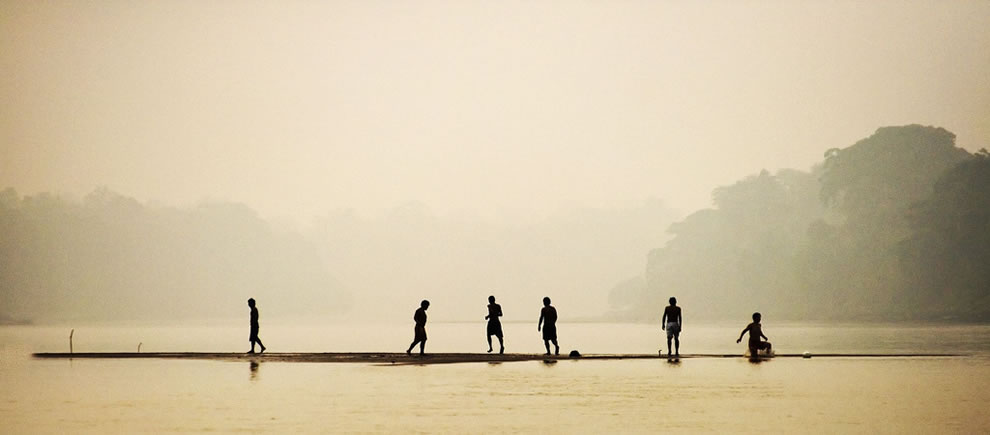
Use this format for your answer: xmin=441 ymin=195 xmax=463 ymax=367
xmin=612 ymin=125 xmax=987 ymax=322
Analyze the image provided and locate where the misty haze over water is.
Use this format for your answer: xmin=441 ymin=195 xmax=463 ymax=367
xmin=1 ymin=1 xmax=989 ymax=326
xmin=3 ymin=2 xmax=990 ymax=434
xmin=3 ymin=125 xmax=988 ymax=325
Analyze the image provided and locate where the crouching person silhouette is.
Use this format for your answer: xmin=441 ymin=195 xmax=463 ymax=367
xmin=737 ymin=312 xmax=771 ymax=358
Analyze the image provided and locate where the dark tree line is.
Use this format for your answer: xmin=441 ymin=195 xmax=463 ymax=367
xmin=901 ymin=149 xmax=990 ymax=319
xmin=612 ymin=125 xmax=989 ymax=322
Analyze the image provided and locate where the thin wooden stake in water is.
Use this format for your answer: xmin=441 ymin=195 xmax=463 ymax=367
xmin=69 ymin=329 xmax=74 ymax=354
xmin=138 ymin=342 xmax=142 ymax=353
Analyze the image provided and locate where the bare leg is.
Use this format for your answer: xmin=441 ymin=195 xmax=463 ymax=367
xmin=487 ymin=335 xmax=493 ymax=353
xmin=249 ymin=340 xmax=256 ymax=353
xmin=497 ymin=336 xmax=504 ymax=354
xmin=407 ymin=340 xmax=419 ymax=354
xmin=544 ymin=340 xmax=551 ymax=355
xmin=674 ymin=336 xmax=679 ymax=356
xmin=257 ymin=338 xmax=266 ymax=354
xmin=419 ymin=340 xmax=426 ymax=355
xmin=552 ymin=339 xmax=560 ymax=355
xmin=666 ymin=336 xmax=672 ymax=356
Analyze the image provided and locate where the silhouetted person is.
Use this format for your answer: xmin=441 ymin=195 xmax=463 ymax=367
xmin=406 ymin=300 xmax=430 ymax=355
xmin=662 ymin=297 xmax=682 ymax=357
xmin=737 ymin=312 xmax=771 ymax=357
xmin=247 ymin=298 xmax=266 ymax=354
xmin=538 ymin=297 xmax=559 ymax=356
xmin=486 ymin=295 xmax=504 ymax=354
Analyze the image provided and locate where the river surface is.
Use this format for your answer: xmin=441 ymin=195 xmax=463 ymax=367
xmin=2 ymin=322 xmax=989 ymax=433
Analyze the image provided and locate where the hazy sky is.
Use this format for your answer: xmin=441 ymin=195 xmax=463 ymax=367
xmin=2 ymin=1 xmax=989 ymax=222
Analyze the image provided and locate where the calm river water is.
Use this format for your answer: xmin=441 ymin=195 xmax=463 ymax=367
xmin=2 ymin=322 xmax=989 ymax=433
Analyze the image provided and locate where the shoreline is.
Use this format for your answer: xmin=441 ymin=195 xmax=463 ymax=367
xmin=31 ymin=351 xmax=966 ymax=365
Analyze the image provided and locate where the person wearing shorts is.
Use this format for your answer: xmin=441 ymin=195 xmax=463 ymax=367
xmin=406 ymin=300 xmax=430 ymax=355
xmin=661 ymin=297 xmax=682 ymax=357
xmin=737 ymin=312 xmax=772 ymax=357
xmin=485 ymin=295 xmax=504 ymax=354
xmin=538 ymin=297 xmax=559 ymax=356
xmin=247 ymin=298 xmax=266 ymax=354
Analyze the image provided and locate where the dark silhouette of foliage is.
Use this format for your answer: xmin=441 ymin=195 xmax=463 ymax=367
xmin=615 ymin=125 xmax=988 ymax=322
xmin=900 ymin=149 xmax=990 ymax=319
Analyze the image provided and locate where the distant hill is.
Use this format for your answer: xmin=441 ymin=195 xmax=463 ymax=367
xmin=0 ymin=188 xmax=349 ymax=323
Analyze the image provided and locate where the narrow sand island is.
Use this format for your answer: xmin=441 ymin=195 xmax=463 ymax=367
xmin=32 ymin=352 xmax=964 ymax=365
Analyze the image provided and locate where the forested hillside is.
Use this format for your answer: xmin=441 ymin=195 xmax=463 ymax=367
xmin=611 ymin=125 xmax=988 ymax=321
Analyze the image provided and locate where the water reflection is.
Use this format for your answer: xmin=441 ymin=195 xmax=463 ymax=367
xmin=249 ymin=360 xmax=260 ymax=381
xmin=4 ymin=324 xmax=990 ymax=433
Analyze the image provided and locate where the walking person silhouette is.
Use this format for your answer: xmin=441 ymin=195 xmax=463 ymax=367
xmin=538 ymin=297 xmax=559 ymax=356
xmin=247 ymin=298 xmax=266 ymax=354
xmin=486 ymin=295 xmax=504 ymax=354
xmin=406 ymin=300 xmax=430 ymax=355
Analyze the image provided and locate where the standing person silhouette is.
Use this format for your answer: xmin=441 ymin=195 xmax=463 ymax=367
xmin=537 ymin=297 xmax=559 ymax=356
xmin=486 ymin=295 xmax=504 ymax=354
xmin=661 ymin=297 xmax=682 ymax=358
xmin=737 ymin=312 xmax=772 ymax=358
xmin=247 ymin=298 xmax=266 ymax=354
xmin=406 ymin=300 xmax=430 ymax=355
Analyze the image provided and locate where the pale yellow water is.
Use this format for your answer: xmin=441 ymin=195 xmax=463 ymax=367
xmin=2 ymin=323 xmax=989 ymax=433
